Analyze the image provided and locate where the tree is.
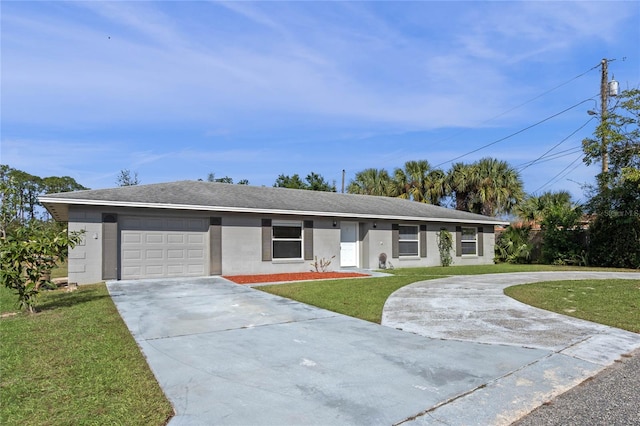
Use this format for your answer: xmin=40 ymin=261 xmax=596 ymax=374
xmin=0 ymin=166 xmax=89 ymax=310
xmin=206 ymin=172 xmax=248 ymax=185
xmin=304 ymin=172 xmax=336 ymax=192
xmin=448 ymin=162 xmax=476 ymax=211
xmin=472 ymin=158 xmax=524 ymax=216
xmin=582 ymin=89 xmax=640 ymax=268
xmin=447 ymin=158 xmax=524 ymax=216
xmin=515 ymin=191 xmax=573 ymax=226
xmin=540 ymin=203 xmax=586 ymax=265
xmin=116 ymin=169 xmax=140 ymax=186
xmin=424 ymin=169 xmax=449 ymax=206
xmin=274 ymin=172 xmax=336 ymax=192
xmin=274 ymin=174 xmax=307 ymax=189
xmin=0 ymin=222 xmax=84 ymax=312
xmin=392 ymin=160 xmax=432 ymax=202
xmin=347 ymin=168 xmax=395 ymax=196
xmin=1 ymin=165 xmax=87 ymax=236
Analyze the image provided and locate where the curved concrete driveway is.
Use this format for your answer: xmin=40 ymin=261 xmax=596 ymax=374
xmin=382 ymin=271 xmax=640 ymax=424
xmin=107 ymin=272 xmax=640 ymax=426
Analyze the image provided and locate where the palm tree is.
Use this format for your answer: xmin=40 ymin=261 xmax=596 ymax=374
xmin=473 ymin=158 xmax=524 ymax=217
xmin=424 ymin=169 xmax=449 ymax=206
xmin=448 ymin=158 xmax=524 ymax=216
xmin=516 ymin=190 xmax=574 ymax=226
xmin=392 ymin=160 xmax=432 ymax=202
xmin=392 ymin=167 xmax=412 ymax=199
xmin=347 ymin=168 xmax=395 ymax=196
xmin=448 ymin=162 xmax=476 ymax=211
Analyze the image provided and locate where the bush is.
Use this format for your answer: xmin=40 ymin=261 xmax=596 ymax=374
xmin=588 ymin=212 xmax=640 ymax=269
xmin=495 ymin=225 xmax=532 ymax=264
xmin=0 ymin=222 xmax=83 ymax=312
xmin=540 ymin=205 xmax=587 ymax=265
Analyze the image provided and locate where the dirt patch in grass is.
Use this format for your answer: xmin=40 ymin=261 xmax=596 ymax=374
xmin=224 ymin=271 xmax=370 ymax=284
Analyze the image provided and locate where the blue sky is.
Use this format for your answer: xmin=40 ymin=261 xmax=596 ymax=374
xmin=2 ymin=1 xmax=639 ymax=204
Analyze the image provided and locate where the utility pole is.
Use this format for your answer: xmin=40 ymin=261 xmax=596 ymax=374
xmin=600 ymin=58 xmax=609 ymax=175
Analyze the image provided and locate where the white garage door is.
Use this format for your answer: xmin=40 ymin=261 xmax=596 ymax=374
xmin=120 ymin=216 xmax=208 ymax=280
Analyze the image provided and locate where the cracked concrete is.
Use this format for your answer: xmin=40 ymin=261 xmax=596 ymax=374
xmin=107 ymin=272 xmax=640 ymax=425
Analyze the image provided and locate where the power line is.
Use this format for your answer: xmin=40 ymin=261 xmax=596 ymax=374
xmin=517 ymin=117 xmax=595 ymax=171
xmin=532 ymin=153 xmax=584 ymax=194
xmin=434 ymin=97 xmax=598 ymax=168
xmin=429 ymin=62 xmax=602 ymax=147
xmin=521 ymin=146 xmax=584 ymax=166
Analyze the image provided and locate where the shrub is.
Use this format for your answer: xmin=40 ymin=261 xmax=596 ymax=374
xmin=495 ymin=225 xmax=532 ymax=264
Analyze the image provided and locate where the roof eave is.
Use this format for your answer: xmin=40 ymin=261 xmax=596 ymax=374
xmin=38 ymin=197 xmax=510 ymax=226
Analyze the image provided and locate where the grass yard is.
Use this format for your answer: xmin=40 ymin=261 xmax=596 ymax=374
xmin=1 ymin=263 xmax=636 ymax=425
xmin=0 ymin=284 xmax=174 ymax=426
xmin=258 ymin=264 xmax=638 ymax=325
xmin=505 ymin=279 xmax=640 ymax=333
xmin=259 ymin=274 xmax=429 ymax=323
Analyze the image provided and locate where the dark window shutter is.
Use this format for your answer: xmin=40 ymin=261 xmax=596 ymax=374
xmin=102 ymin=215 xmax=118 ymax=280
xmin=392 ymin=224 xmax=399 ymax=258
xmin=303 ymin=221 xmax=313 ymax=261
xmin=420 ymin=225 xmax=427 ymax=258
xmin=210 ymin=217 xmax=222 ymax=275
xmin=262 ymin=219 xmax=272 ymax=261
xmin=477 ymin=226 xmax=484 ymax=256
xmin=455 ymin=226 xmax=462 ymax=257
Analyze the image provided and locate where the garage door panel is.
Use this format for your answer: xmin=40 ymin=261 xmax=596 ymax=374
xmin=144 ymin=265 xmax=165 ymax=278
xmin=146 ymin=249 xmax=164 ymax=259
xmin=187 ymin=264 xmax=205 ymax=274
xmin=123 ymin=233 xmax=142 ymax=244
xmin=123 ymin=266 xmax=141 ymax=276
xmin=167 ymin=234 xmax=184 ymax=244
xmin=167 ymin=265 xmax=185 ymax=275
xmin=188 ymin=249 xmax=204 ymax=259
xmin=146 ymin=234 xmax=164 ymax=244
xmin=188 ymin=234 xmax=204 ymax=244
xmin=123 ymin=249 xmax=141 ymax=260
xmin=120 ymin=217 xmax=208 ymax=280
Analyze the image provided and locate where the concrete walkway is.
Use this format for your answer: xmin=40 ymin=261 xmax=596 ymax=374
xmin=107 ymin=272 xmax=640 ymax=425
xmin=381 ymin=272 xmax=640 ymax=425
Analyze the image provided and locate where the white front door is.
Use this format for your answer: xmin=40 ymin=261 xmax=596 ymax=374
xmin=340 ymin=222 xmax=358 ymax=267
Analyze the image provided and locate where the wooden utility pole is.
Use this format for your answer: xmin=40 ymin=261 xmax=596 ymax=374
xmin=600 ymin=58 xmax=609 ymax=174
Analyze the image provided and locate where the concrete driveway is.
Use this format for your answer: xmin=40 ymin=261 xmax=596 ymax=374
xmin=107 ymin=272 xmax=640 ymax=425
xmin=382 ymin=271 xmax=640 ymax=424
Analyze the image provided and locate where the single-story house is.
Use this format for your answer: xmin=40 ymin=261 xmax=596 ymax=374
xmin=40 ymin=181 xmax=509 ymax=285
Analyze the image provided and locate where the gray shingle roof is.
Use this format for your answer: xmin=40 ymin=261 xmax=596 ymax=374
xmin=40 ymin=180 xmax=507 ymax=225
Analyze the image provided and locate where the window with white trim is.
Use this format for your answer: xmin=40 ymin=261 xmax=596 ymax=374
xmin=398 ymin=225 xmax=419 ymax=257
xmin=461 ymin=227 xmax=477 ymax=255
xmin=272 ymin=221 xmax=303 ymax=259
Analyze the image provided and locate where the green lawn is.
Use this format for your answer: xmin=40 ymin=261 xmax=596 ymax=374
xmin=259 ymin=274 xmax=428 ymax=323
xmin=259 ymin=264 xmax=638 ymax=325
xmin=1 ymin=263 xmax=636 ymax=425
xmin=0 ymin=284 xmax=174 ymax=425
xmin=505 ymin=279 xmax=640 ymax=333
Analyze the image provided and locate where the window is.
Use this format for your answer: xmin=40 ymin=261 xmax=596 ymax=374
xmin=398 ymin=225 xmax=419 ymax=256
xmin=461 ymin=227 xmax=477 ymax=255
xmin=272 ymin=221 xmax=302 ymax=259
